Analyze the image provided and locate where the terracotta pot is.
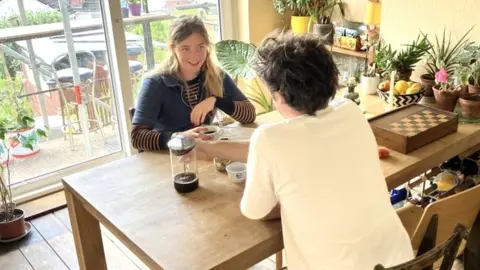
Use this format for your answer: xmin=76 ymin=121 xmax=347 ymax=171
xmin=459 ymin=94 xmax=480 ymax=119
xmin=397 ymin=70 xmax=412 ymax=81
xmin=468 ymin=84 xmax=480 ymax=94
xmin=433 ymin=86 xmax=460 ymax=112
xmin=0 ymin=208 xmax=26 ymax=240
xmin=420 ymin=74 xmax=435 ymax=97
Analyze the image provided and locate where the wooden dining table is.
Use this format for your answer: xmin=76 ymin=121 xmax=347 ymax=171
xmin=63 ymin=127 xmax=283 ymax=270
xmin=63 ymin=90 xmax=480 ymax=270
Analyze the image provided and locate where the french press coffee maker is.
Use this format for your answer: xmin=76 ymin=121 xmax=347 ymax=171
xmin=167 ymin=134 xmax=199 ymax=193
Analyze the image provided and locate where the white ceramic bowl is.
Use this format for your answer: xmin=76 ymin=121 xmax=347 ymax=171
xmin=225 ymin=162 xmax=247 ymax=183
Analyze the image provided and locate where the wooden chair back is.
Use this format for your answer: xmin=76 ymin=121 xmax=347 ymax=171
xmin=411 ymin=183 xmax=480 ymax=251
xmin=374 ymin=222 xmax=467 ymax=270
xmin=128 ymin=107 xmax=135 ymax=122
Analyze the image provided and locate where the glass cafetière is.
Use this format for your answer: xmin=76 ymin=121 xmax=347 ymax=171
xmin=167 ymin=134 xmax=199 ymax=193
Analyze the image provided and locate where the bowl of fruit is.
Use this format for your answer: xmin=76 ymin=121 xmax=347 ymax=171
xmin=377 ymin=80 xmax=425 ymax=108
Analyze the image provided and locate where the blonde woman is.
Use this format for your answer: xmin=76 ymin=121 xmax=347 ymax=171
xmin=131 ymin=15 xmax=256 ymax=151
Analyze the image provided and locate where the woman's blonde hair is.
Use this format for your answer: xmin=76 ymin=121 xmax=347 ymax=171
xmin=154 ymin=15 xmax=223 ymax=97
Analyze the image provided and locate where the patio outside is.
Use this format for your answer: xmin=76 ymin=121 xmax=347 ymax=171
xmin=0 ymin=0 xmax=221 ymax=186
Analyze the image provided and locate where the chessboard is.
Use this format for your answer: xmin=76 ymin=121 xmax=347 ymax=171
xmin=369 ymin=104 xmax=459 ymax=154
xmin=388 ymin=109 xmax=452 ymax=137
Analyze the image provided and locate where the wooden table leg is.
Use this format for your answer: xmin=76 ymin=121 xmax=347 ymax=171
xmin=276 ymin=250 xmax=283 ymax=269
xmin=65 ymin=188 xmax=107 ymax=270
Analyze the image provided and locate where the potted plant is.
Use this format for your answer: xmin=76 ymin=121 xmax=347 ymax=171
xmin=467 ymin=59 xmax=480 ymax=94
xmin=386 ymin=34 xmax=431 ymax=81
xmin=273 ymin=0 xmax=311 ymax=34
xmin=308 ymin=0 xmax=345 ymax=45
xmin=373 ymin=38 xmax=394 ymax=79
xmin=215 ymin=40 xmax=274 ymax=115
xmin=420 ymin=27 xmax=474 ymax=97
xmin=0 ymin=77 xmax=41 ymax=159
xmin=361 ymin=63 xmax=380 ymax=95
xmin=433 ymin=67 xmax=463 ymax=112
xmin=128 ymin=0 xmax=141 ymax=16
xmin=0 ymin=117 xmax=46 ymax=241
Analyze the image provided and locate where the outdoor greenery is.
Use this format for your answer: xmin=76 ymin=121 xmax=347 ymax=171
xmin=0 ymin=77 xmax=34 ymax=130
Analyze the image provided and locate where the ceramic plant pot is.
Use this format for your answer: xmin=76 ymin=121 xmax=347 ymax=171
xmin=420 ymin=74 xmax=435 ymax=97
xmin=459 ymin=94 xmax=480 ymax=119
xmin=0 ymin=208 xmax=26 ymax=240
xmin=433 ymin=86 xmax=460 ymax=112
xmin=361 ymin=74 xmax=380 ymax=95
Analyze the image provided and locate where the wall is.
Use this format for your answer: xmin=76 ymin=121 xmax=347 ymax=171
xmin=380 ymin=0 xmax=480 ymax=80
xmin=235 ymin=0 xmax=284 ymax=45
xmin=232 ymin=0 xmax=284 ymax=114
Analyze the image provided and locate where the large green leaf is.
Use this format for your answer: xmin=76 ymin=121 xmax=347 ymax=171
xmin=215 ymin=40 xmax=257 ymax=80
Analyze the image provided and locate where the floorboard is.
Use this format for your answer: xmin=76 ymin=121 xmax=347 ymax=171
xmin=0 ymin=249 xmax=33 ymax=270
xmin=0 ymin=207 xmax=277 ymax=270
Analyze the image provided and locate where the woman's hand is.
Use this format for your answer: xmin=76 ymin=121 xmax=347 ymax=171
xmin=191 ymin=96 xmax=216 ymax=126
xmin=178 ymin=126 xmax=212 ymax=141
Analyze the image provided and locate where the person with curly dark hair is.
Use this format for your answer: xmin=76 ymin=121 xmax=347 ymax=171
xmin=195 ymin=30 xmax=413 ymax=269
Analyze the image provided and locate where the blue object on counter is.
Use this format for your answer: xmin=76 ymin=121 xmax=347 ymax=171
xmin=390 ymin=188 xmax=408 ymax=205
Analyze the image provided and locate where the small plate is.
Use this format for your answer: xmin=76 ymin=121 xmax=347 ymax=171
xmin=0 ymin=222 xmax=32 ymax=243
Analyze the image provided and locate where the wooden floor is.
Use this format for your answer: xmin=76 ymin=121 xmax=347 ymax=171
xmin=0 ymin=208 xmax=277 ymax=270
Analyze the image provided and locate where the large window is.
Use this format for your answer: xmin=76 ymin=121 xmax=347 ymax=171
xmin=0 ymin=0 xmax=230 ymax=202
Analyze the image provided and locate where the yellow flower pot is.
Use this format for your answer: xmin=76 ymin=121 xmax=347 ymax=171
xmin=290 ymin=16 xmax=311 ymax=34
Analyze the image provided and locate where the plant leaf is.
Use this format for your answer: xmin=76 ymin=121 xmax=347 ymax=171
xmin=36 ymin=129 xmax=47 ymax=138
xmin=215 ymin=40 xmax=257 ymax=80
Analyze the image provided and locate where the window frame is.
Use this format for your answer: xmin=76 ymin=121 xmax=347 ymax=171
xmin=10 ymin=0 xmax=235 ymax=203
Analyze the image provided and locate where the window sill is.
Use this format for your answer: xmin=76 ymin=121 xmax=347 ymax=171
xmin=18 ymin=190 xmax=67 ymax=220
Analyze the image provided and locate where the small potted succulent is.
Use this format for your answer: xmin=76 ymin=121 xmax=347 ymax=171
xmin=433 ymin=67 xmax=463 ymax=112
xmin=361 ymin=63 xmax=380 ymax=95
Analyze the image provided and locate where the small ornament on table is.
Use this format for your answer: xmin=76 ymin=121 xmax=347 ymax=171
xmin=344 ymin=77 xmax=360 ymax=105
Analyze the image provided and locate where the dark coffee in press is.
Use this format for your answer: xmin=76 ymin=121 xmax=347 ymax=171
xmin=174 ymin=172 xmax=199 ymax=193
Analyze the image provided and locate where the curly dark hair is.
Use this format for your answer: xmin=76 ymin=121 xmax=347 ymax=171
xmin=253 ymin=30 xmax=339 ymax=115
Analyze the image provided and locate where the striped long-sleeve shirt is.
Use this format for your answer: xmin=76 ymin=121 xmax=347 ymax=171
xmin=131 ymin=72 xmax=256 ymax=152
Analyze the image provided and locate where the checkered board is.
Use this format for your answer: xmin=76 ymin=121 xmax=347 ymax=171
xmin=388 ymin=109 xmax=453 ymax=137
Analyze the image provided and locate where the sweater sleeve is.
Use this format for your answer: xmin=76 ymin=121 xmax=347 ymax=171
xmin=131 ymin=125 xmax=172 ymax=151
xmin=130 ymin=77 xmax=172 ymax=151
xmin=215 ymin=73 xmax=256 ymax=124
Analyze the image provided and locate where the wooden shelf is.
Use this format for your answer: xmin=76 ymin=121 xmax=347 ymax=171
xmin=331 ymin=46 xmax=367 ymax=59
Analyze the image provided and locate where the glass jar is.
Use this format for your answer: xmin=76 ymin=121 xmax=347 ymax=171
xmin=167 ymin=134 xmax=199 ymax=193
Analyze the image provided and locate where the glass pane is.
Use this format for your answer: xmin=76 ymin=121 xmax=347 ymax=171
xmin=120 ymin=0 xmax=222 ymax=102
xmin=0 ymin=1 xmax=124 ymax=188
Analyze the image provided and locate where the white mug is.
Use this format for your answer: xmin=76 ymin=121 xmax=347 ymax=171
xmin=226 ymin=162 xmax=247 ymax=183
xmin=200 ymin=125 xmax=224 ymax=141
